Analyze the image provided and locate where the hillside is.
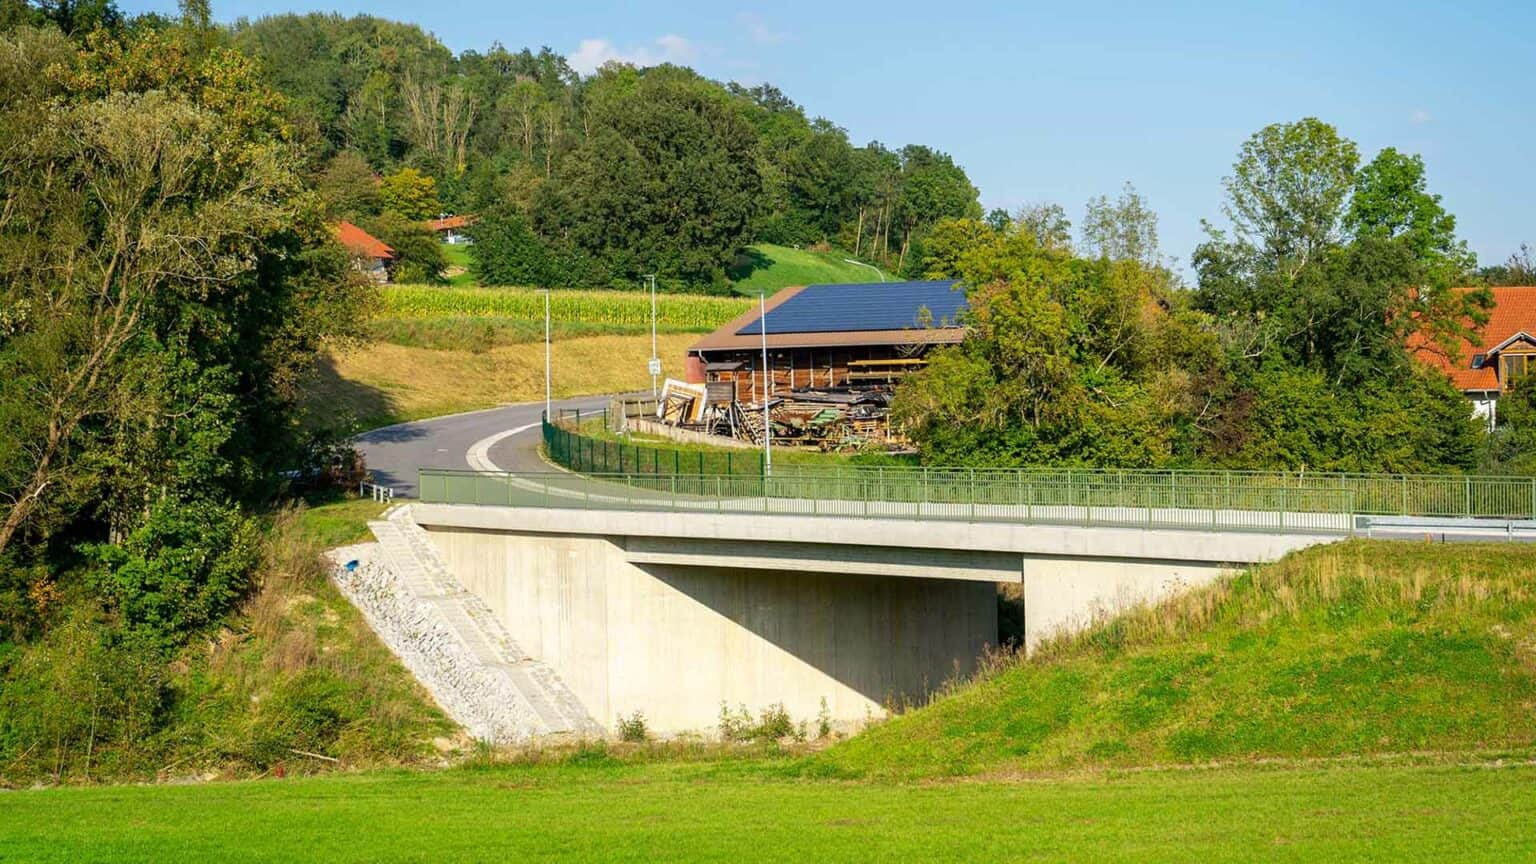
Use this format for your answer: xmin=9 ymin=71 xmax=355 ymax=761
xmin=728 ymin=244 xmax=894 ymax=295
xmin=813 ymin=540 xmax=1536 ymax=780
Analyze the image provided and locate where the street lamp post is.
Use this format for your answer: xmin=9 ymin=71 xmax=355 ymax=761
xmin=543 ymin=288 xmax=551 ymax=422
xmin=759 ymin=291 xmax=772 ymax=476
xmin=841 ymin=258 xmax=885 ymax=282
xmin=644 ymin=273 xmax=659 ymax=396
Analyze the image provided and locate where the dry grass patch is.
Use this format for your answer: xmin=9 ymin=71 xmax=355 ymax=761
xmin=310 ymin=332 xmax=698 ymax=430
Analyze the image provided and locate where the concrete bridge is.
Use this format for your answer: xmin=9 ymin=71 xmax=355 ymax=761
xmin=354 ymin=400 xmax=1536 ymax=738
xmin=351 ymin=402 xmax=1345 ymax=731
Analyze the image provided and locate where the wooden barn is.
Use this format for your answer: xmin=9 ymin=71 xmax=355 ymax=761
xmin=684 ymin=280 xmax=966 ymax=405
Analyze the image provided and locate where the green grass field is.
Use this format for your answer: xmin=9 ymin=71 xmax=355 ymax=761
xmin=2 ymin=757 xmax=1531 ymax=862
xmin=727 ymin=243 xmax=893 ymax=295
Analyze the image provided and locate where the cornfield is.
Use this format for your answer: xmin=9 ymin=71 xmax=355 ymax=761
xmin=382 ymin=285 xmax=752 ymax=330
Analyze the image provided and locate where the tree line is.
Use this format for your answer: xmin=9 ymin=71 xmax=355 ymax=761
xmin=896 ymin=118 xmax=1528 ymax=474
xmin=210 ymin=11 xmax=981 ymax=292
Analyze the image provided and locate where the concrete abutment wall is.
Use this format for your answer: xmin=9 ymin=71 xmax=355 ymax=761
xmin=427 ymin=526 xmax=996 ymax=734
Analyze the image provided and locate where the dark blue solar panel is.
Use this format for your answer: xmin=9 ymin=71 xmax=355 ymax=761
xmin=736 ymin=281 xmax=966 ymax=336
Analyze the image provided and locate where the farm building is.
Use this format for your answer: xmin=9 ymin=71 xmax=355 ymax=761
xmin=427 ymin=213 xmax=475 ymax=244
xmin=334 ymin=220 xmax=395 ymax=283
xmin=676 ymin=280 xmax=966 ymax=448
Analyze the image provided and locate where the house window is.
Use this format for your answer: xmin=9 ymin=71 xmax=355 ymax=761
xmin=1503 ymin=354 xmax=1530 ymax=385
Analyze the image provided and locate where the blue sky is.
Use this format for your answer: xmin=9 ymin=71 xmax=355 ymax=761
xmin=127 ymin=0 xmax=1535 ymax=272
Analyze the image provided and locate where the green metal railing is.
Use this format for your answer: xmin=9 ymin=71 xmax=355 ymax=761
xmin=420 ymin=468 xmax=1359 ymax=535
xmin=543 ymin=412 xmax=764 ymax=477
xmin=539 ymin=412 xmax=1536 ymax=521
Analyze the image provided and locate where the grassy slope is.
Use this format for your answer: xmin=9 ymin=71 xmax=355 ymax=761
xmin=0 ymin=501 xmax=451 ymax=786
xmin=728 ymin=243 xmax=892 ymax=295
xmin=815 ymin=540 xmax=1536 ymax=780
xmin=2 ymin=758 xmax=1532 ymax=862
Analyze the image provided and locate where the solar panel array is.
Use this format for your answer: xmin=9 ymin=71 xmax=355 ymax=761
xmin=736 ymin=281 xmax=966 ymax=336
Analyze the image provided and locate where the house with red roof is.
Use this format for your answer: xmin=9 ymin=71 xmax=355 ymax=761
xmin=426 ymin=214 xmax=475 ymax=245
xmin=334 ymin=220 xmax=395 ymax=283
xmin=1413 ymin=285 xmax=1536 ymax=428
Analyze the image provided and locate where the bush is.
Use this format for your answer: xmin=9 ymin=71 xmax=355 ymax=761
xmin=718 ymin=702 xmax=798 ymax=743
xmin=85 ymin=499 xmax=262 ymax=648
xmin=616 ymin=711 xmax=648 ymax=743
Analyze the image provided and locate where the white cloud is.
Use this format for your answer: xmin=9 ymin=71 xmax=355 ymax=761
xmin=1410 ymin=108 xmax=1432 ymax=125
xmin=737 ymin=12 xmax=787 ymax=45
xmin=569 ymin=34 xmax=698 ymax=75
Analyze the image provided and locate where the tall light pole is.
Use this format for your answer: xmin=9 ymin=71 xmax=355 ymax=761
xmin=842 ymin=258 xmax=885 ymax=282
xmin=759 ymin=291 xmax=772 ymax=476
xmin=644 ymin=273 xmax=659 ymax=396
xmin=543 ymin=287 xmax=551 ymax=422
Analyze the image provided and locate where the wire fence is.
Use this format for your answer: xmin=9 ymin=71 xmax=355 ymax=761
xmin=539 ymin=411 xmax=1536 ymax=521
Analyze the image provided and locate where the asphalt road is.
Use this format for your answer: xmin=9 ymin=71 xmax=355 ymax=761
xmin=356 ymin=395 xmax=609 ymax=497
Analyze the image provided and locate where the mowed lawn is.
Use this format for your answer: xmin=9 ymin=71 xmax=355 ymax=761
xmin=728 ymin=243 xmax=893 ymax=295
xmin=1 ymin=758 xmax=1531 ymax=862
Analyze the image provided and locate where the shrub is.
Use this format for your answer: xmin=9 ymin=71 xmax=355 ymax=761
xmin=718 ymin=701 xmax=797 ymax=743
xmin=616 ymin=711 xmax=649 ymax=743
xmin=85 ymin=499 xmax=262 ymax=649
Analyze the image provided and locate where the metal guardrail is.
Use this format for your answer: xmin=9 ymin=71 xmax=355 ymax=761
xmin=418 ymin=469 xmax=1358 ymax=535
xmin=540 ymin=414 xmax=1536 ymax=521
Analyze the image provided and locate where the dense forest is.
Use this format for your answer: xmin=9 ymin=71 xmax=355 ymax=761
xmin=218 ymin=10 xmax=983 ymax=291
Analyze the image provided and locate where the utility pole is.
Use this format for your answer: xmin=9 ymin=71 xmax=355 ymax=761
xmin=543 ymin=288 xmax=551 ymax=422
xmin=760 ymin=291 xmax=772 ymax=476
xmin=644 ymin=273 xmax=659 ymax=396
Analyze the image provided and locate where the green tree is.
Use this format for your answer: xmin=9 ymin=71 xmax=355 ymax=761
xmin=544 ymin=65 xmax=760 ymax=290
xmin=378 ymin=167 xmax=441 ymax=221
xmin=1216 ymin=117 xmax=1359 ymax=274
xmin=316 ymin=149 xmax=381 ymax=219
xmin=467 ymin=205 xmax=552 ymax=286
xmin=0 ymin=24 xmax=365 ymax=571
xmin=1081 ymin=182 xmax=1159 ymax=266
xmin=1346 ymin=147 xmax=1473 ymax=274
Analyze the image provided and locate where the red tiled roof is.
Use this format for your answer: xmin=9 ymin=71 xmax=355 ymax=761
xmin=334 ymin=221 xmax=395 ymax=260
xmin=1412 ymin=286 xmax=1536 ymax=391
xmin=427 ymin=215 xmax=475 ymax=231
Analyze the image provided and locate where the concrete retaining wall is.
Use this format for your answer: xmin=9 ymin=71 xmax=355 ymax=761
xmin=425 ymin=525 xmax=997 ymax=734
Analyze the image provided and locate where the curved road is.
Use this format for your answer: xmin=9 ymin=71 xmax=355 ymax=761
xmin=356 ymin=396 xmax=609 ymax=497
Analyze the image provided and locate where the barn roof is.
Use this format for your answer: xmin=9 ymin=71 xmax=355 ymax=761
xmin=334 ymin=221 xmax=395 ymax=260
xmin=690 ymin=282 xmax=966 ymax=353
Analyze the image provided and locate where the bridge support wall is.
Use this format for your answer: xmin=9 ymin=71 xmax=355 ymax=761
xmin=426 ymin=525 xmax=996 ymax=735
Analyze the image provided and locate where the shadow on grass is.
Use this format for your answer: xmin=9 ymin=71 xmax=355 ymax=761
xmin=303 ymin=352 xmax=402 ymax=436
xmin=726 ymin=247 xmax=772 ymax=282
